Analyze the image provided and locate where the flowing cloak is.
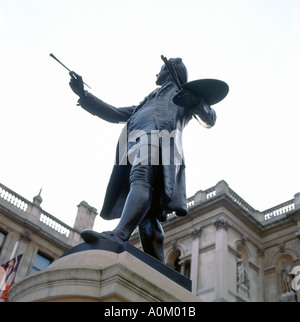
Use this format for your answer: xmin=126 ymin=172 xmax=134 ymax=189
xmin=78 ymin=82 xmax=216 ymax=222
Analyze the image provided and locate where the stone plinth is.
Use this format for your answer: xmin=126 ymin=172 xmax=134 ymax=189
xmin=279 ymin=291 xmax=297 ymax=302
xmin=8 ymin=240 xmax=200 ymax=302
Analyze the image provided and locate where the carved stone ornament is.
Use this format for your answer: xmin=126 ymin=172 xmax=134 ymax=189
xmin=278 ymin=242 xmax=285 ymax=253
xmin=190 ymin=227 xmax=202 ymax=240
xmin=170 ymin=240 xmax=177 ymax=249
xmin=20 ymin=231 xmax=32 ymax=242
xmin=241 ymin=234 xmax=248 ymax=245
xmin=213 ymin=217 xmax=231 ymax=231
xmin=257 ymin=247 xmax=265 ymax=258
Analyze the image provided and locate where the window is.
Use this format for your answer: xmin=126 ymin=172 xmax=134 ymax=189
xmin=0 ymin=231 xmax=6 ymax=254
xmin=166 ymin=248 xmax=181 ymax=272
xmin=31 ymin=252 xmax=52 ymax=274
xmin=173 ymin=256 xmax=191 ymax=278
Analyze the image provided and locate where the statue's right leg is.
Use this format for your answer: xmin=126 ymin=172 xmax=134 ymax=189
xmin=112 ymin=182 xmax=153 ymax=241
xmin=81 ymin=164 xmax=157 ymax=245
xmin=81 ymin=181 xmax=153 ymax=244
xmin=111 ymin=164 xmax=157 ymax=241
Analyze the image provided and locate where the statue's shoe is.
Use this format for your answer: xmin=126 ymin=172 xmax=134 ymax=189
xmin=80 ymin=229 xmax=125 ymax=244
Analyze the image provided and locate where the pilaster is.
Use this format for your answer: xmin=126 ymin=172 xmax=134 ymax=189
xmin=190 ymin=227 xmax=201 ymax=295
xmin=213 ymin=216 xmax=231 ymax=301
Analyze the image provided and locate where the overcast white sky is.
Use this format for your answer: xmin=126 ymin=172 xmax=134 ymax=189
xmin=1 ymin=0 xmax=300 ymax=232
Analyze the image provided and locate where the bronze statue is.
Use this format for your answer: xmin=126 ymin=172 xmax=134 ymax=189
xmin=68 ymin=56 xmax=227 ymax=263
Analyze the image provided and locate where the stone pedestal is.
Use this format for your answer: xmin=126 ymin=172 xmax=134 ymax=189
xmin=8 ymin=240 xmax=201 ymax=302
xmin=279 ymin=291 xmax=297 ymax=302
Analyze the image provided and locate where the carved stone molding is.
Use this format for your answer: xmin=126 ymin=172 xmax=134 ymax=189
xmin=278 ymin=242 xmax=285 ymax=253
xmin=241 ymin=234 xmax=248 ymax=245
xmin=33 ymin=189 xmax=43 ymax=206
xmin=20 ymin=231 xmax=32 ymax=243
xmin=257 ymin=247 xmax=265 ymax=258
xmin=190 ymin=227 xmax=202 ymax=240
xmin=213 ymin=217 xmax=231 ymax=231
xmin=170 ymin=239 xmax=177 ymax=249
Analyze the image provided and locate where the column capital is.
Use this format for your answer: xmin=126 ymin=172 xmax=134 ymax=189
xmin=190 ymin=227 xmax=202 ymax=240
xmin=213 ymin=217 xmax=231 ymax=231
xmin=20 ymin=231 xmax=32 ymax=243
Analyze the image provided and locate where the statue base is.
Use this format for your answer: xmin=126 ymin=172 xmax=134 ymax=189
xmin=8 ymin=240 xmax=200 ymax=302
xmin=279 ymin=291 xmax=297 ymax=302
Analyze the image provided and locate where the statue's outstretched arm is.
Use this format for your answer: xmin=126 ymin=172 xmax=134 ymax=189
xmin=77 ymin=92 xmax=135 ymax=123
xmin=69 ymin=70 xmax=135 ymax=123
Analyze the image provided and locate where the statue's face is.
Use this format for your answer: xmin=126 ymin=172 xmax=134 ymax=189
xmin=156 ymin=64 xmax=172 ymax=86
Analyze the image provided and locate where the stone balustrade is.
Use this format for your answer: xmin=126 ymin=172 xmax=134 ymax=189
xmin=40 ymin=212 xmax=71 ymax=237
xmin=0 ymin=184 xmax=29 ymax=212
xmin=2 ymin=180 xmax=299 ymax=238
xmin=263 ymin=200 xmax=295 ymax=220
xmin=0 ymin=183 xmax=72 ymax=240
xmin=185 ymin=180 xmax=299 ymax=224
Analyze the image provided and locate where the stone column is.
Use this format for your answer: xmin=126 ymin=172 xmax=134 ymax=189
xmin=179 ymin=260 xmax=185 ymax=275
xmin=257 ymin=247 xmax=265 ymax=302
xmin=213 ymin=216 xmax=231 ymax=301
xmin=15 ymin=232 xmax=32 ymax=279
xmin=190 ymin=227 xmax=201 ymax=295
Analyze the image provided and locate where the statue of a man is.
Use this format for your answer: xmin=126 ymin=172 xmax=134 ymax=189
xmin=69 ymin=57 xmax=217 ymax=263
xmin=281 ymin=260 xmax=293 ymax=293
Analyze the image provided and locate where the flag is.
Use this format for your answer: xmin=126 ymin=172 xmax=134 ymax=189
xmin=0 ymin=254 xmax=23 ymax=302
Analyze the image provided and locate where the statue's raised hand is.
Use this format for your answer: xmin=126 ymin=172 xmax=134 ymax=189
xmin=69 ymin=71 xmax=85 ymax=98
xmin=173 ymin=89 xmax=201 ymax=109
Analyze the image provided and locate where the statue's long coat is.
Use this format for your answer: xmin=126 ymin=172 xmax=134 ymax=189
xmin=78 ymin=82 xmax=216 ymax=222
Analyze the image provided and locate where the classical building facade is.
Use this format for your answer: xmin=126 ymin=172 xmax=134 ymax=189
xmin=0 ymin=183 xmax=97 ymax=283
xmin=130 ymin=180 xmax=300 ymax=302
xmin=1 ymin=180 xmax=299 ymax=302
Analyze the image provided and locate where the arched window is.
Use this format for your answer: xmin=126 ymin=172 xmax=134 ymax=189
xmin=166 ymin=248 xmax=191 ymax=278
xmin=166 ymin=248 xmax=181 ymax=272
